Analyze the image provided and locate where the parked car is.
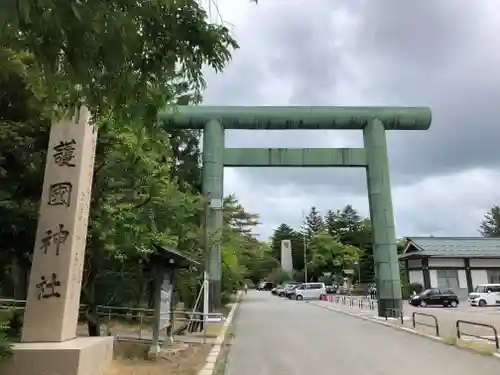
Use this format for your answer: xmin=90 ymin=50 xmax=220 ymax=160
xmin=409 ymin=288 xmax=459 ymax=308
xmin=271 ymin=285 xmax=281 ymax=295
xmin=257 ymin=281 xmax=275 ymax=291
xmin=276 ymin=282 xmax=301 ymax=297
xmin=285 ymin=284 xmax=301 ymax=298
xmin=325 ymin=284 xmax=338 ymax=294
xmin=294 ymin=282 xmax=326 ymax=300
xmin=468 ymin=284 xmax=500 ymax=307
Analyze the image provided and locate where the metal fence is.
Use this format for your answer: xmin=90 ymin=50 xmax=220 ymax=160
xmin=0 ymin=298 xmax=223 ymax=342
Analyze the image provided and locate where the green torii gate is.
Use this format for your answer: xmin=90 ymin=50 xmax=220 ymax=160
xmin=158 ymin=106 xmax=432 ymax=317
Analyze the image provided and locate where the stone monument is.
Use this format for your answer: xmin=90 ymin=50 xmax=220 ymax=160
xmin=2 ymin=107 xmax=113 ymax=375
xmin=280 ymin=240 xmax=294 ymax=274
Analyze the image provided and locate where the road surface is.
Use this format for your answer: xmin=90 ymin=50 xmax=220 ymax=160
xmin=225 ymin=291 xmax=499 ymax=375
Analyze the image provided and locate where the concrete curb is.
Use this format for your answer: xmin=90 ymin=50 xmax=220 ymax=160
xmin=198 ymin=291 xmax=242 ymax=375
xmin=308 ymin=301 xmax=500 ymax=361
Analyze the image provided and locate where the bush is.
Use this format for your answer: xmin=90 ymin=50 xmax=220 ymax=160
xmin=0 ymin=318 xmax=13 ymax=365
xmin=266 ymin=268 xmax=292 ymax=284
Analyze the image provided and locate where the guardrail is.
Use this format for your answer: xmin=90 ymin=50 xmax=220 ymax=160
xmin=0 ymin=298 xmax=223 ymax=339
xmin=412 ymin=312 xmax=439 ymax=337
xmin=384 ymin=308 xmax=404 ymax=324
xmin=456 ymin=320 xmax=499 ymax=349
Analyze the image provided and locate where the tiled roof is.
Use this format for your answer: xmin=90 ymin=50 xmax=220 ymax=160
xmin=401 ymin=237 xmax=500 ymax=258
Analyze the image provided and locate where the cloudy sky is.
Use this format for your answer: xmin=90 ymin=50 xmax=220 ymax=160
xmin=202 ymin=0 xmax=500 ymax=240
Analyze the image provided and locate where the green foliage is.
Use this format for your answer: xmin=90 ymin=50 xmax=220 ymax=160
xmin=307 ymin=231 xmax=362 ymax=280
xmin=304 ymin=206 xmax=325 ymax=238
xmin=2 ymin=0 xmax=240 ymax=123
xmin=220 ymin=194 xmax=276 ymax=300
xmin=479 ymin=206 xmax=500 ymax=237
xmin=270 ymin=204 xmax=379 ymax=283
xmin=0 ymin=313 xmax=13 ymax=364
xmin=0 ymin=0 xmax=270 ymax=339
xmin=266 ymin=268 xmax=293 ymax=284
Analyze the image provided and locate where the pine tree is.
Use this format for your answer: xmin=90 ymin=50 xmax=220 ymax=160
xmin=223 ymin=194 xmax=260 ymax=234
xmin=479 ymin=206 xmax=500 ymax=237
xmin=338 ymin=205 xmax=362 ymax=233
xmin=305 ymin=206 xmax=324 ymax=239
xmin=325 ymin=209 xmax=342 ymax=237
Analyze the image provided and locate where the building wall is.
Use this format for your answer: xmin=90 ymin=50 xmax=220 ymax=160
xmin=403 ymin=256 xmax=500 ymax=299
xmin=471 ymin=269 xmax=489 ymax=287
xmin=429 ymin=270 xmax=438 ymax=288
xmin=458 ymin=270 xmax=468 ymax=289
xmin=409 ymin=270 xmax=424 ymax=285
xmin=470 ymin=259 xmax=500 ymax=268
xmin=407 ymin=259 xmax=421 ymax=268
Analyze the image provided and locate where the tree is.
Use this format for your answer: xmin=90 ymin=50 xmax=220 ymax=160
xmin=307 ymin=232 xmax=362 ymax=281
xmin=0 ymin=49 xmax=51 ymax=299
xmin=2 ymin=0 xmax=244 ymax=123
xmin=325 ymin=209 xmax=342 ymax=237
xmin=479 ymin=206 xmax=500 ymax=237
xmin=0 ymin=0 xmax=264 ymax=335
xmin=305 ymin=207 xmax=325 ymax=238
xmin=223 ymin=194 xmax=261 ymax=235
xmin=337 ymin=205 xmax=362 ymax=235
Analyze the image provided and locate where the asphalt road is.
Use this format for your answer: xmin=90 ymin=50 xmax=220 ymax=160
xmin=225 ymin=291 xmax=500 ymax=375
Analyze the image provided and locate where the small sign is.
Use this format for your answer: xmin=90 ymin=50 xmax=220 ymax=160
xmin=210 ymin=198 xmax=223 ymax=210
xmin=344 ymin=269 xmax=354 ymax=275
xmin=323 ymin=272 xmax=332 ymax=276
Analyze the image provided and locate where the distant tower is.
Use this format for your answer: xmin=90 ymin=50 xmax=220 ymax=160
xmin=280 ymin=240 xmax=293 ymax=274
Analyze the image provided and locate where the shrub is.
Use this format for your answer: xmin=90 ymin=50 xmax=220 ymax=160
xmin=266 ymin=268 xmax=292 ymax=284
xmin=0 ymin=318 xmax=13 ymax=364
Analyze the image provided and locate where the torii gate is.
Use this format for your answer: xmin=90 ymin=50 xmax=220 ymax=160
xmin=159 ymin=106 xmax=432 ymax=317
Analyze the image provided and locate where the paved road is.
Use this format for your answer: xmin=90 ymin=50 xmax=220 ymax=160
xmin=226 ymin=291 xmax=500 ymax=375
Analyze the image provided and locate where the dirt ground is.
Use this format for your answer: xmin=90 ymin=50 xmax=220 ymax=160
xmin=105 ymin=341 xmax=212 ymax=375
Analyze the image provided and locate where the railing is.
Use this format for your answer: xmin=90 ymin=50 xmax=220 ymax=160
xmin=412 ymin=312 xmax=439 ymax=337
xmin=384 ymin=308 xmax=404 ymax=324
xmin=456 ymin=320 xmax=499 ymax=349
xmin=0 ymin=298 xmax=223 ymax=341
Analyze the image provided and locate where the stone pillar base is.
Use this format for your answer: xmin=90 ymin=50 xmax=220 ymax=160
xmin=377 ymin=298 xmax=403 ymax=318
xmin=1 ymin=336 xmax=113 ymax=375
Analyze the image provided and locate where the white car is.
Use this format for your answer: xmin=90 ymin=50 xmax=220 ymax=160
xmin=294 ymin=282 xmax=326 ymax=300
xmin=468 ymin=284 xmax=500 ymax=307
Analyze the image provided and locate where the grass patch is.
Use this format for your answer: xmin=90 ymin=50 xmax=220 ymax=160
xmin=443 ymin=336 xmax=496 ymax=356
xmin=213 ymin=326 xmax=235 ymax=375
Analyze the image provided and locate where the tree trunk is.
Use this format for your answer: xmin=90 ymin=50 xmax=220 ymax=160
xmin=83 ymin=257 xmax=101 ymax=337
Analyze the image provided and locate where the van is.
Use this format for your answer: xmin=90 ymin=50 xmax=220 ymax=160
xmin=468 ymin=284 xmax=500 ymax=307
xmin=294 ymin=282 xmax=326 ymax=300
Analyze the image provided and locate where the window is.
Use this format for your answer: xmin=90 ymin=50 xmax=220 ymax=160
xmin=487 ymin=270 xmax=500 ymax=284
xmin=436 ymin=270 xmax=459 ymax=290
xmin=306 ymin=283 xmax=322 ymax=289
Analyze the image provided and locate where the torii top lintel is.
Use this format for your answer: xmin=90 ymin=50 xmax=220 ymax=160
xmin=158 ymin=106 xmax=432 ymax=130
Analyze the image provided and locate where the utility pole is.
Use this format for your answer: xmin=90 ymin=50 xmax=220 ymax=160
xmin=302 ymin=210 xmax=308 ymax=282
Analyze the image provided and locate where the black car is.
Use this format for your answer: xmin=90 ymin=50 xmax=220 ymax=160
xmin=325 ymin=284 xmax=338 ymax=294
xmin=409 ymin=288 xmax=459 ymax=308
xmin=257 ymin=282 xmax=274 ymax=291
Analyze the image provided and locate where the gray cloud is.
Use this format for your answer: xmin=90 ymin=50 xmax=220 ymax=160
xmin=203 ymin=0 xmax=500 ymax=238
